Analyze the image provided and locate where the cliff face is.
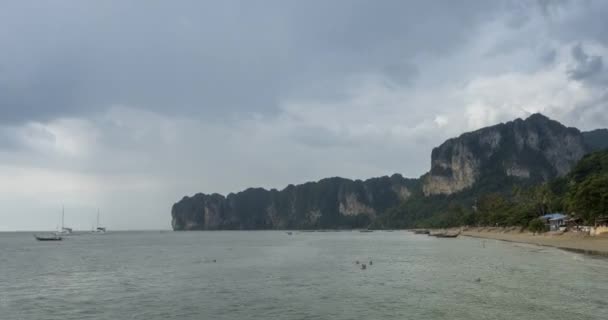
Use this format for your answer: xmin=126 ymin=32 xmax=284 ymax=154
xmin=172 ymin=174 xmax=417 ymax=230
xmin=172 ymin=113 xmax=606 ymax=230
xmin=583 ymin=129 xmax=608 ymax=151
xmin=422 ymin=114 xmax=589 ymax=195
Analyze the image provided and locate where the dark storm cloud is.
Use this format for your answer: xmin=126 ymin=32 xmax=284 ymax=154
xmin=3 ymin=0 xmax=608 ymax=230
xmin=540 ymin=49 xmax=557 ymax=65
xmin=568 ymin=44 xmax=603 ymax=81
xmin=544 ymin=0 xmax=608 ymax=46
xmin=0 ymin=0 xmax=502 ymax=124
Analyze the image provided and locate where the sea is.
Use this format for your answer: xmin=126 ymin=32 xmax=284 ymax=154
xmin=1 ymin=231 xmax=607 ymax=320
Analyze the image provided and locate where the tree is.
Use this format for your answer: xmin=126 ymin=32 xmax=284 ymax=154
xmin=477 ymin=193 xmax=509 ymax=226
xmin=566 ymin=174 xmax=608 ymax=223
xmin=528 ymin=218 xmax=547 ymax=233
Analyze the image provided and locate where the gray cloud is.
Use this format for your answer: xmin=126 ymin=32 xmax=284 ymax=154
xmin=568 ymin=44 xmax=604 ymax=80
xmin=1 ymin=0 xmax=608 ymax=230
xmin=0 ymin=0 xmax=502 ymax=124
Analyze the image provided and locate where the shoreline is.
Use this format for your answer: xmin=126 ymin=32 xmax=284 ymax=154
xmin=459 ymin=228 xmax=608 ymax=256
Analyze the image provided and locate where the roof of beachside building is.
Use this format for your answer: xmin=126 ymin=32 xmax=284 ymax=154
xmin=540 ymin=213 xmax=568 ymax=221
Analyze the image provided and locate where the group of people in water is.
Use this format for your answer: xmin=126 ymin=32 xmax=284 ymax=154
xmin=355 ymin=259 xmax=373 ymax=270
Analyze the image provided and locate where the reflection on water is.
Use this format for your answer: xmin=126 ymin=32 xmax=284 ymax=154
xmin=1 ymin=231 xmax=607 ymax=320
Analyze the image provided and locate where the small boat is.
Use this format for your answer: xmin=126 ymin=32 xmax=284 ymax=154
xmin=34 ymin=234 xmax=63 ymax=241
xmin=57 ymin=206 xmax=73 ymax=236
xmin=58 ymin=227 xmax=73 ymax=235
xmin=35 ymin=206 xmax=69 ymax=241
xmin=91 ymin=210 xmax=107 ymax=233
xmin=414 ymin=229 xmax=430 ymax=235
xmin=286 ymin=231 xmax=293 ymax=235
xmin=432 ymin=232 xmax=460 ymax=238
xmin=359 ymin=229 xmax=373 ymax=233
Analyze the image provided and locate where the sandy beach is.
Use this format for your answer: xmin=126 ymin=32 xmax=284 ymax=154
xmin=460 ymin=227 xmax=608 ymax=255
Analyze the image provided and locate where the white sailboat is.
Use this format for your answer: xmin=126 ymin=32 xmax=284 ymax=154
xmin=92 ymin=209 xmax=107 ymax=233
xmin=33 ymin=208 xmax=65 ymax=241
xmin=57 ymin=206 xmax=73 ymax=235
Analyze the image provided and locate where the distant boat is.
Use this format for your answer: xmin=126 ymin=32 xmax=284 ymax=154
xmin=359 ymin=229 xmax=374 ymax=233
xmin=414 ymin=229 xmax=430 ymax=235
xmin=57 ymin=206 xmax=73 ymax=236
xmin=33 ymin=206 xmax=70 ymax=241
xmin=433 ymin=234 xmax=459 ymax=238
xmin=431 ymin=231 xmax=460 ymax=238
xmin=92 ymin=209 xmax=107 ymax=233
xmin=286 ymin=231 xmax=293 ymax=235
xmin=34 ymin=234 xmax=62 ymax=241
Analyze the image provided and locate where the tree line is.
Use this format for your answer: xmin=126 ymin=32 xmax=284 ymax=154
xmin=375 ymin=150 xmax=608 ymax=231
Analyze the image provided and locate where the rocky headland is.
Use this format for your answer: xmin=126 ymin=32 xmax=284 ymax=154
xmin=172 ymin=114 xmax=608 ymax=231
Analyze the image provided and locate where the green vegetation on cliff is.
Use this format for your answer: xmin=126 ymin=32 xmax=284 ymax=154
xmin=563 ymin=150 xmax=608 ymax=222
xmin=582 ymin=129 xmax=608 ymax=151
xmin=172 ymin=174 xmax=418 ymax=230
xmin=171 ymin=114 xmax=607 ymax=231
xmin=376 ymin=150 xmax=608 ymax=229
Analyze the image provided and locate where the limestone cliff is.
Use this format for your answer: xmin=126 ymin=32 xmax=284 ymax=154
xmin=172 ymin=174 xmax=417 ymax=230
xmin=172 ymin=113 xmax=606 ymax=229
xmin=422 ymin=114 xmax=589 ymax=195
xmin=583 ymin=129 xmax=608 ymax=151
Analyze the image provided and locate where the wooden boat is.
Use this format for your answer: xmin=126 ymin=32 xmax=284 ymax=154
xmin=413 ymin=229 xmax=430 ymax=235
xmin=432 ymin=232 xmax=460 ymax=238
xmin=429 ymin=230 xmax=460 ymax=238
xmin=34 ymin=234 xmax=63 ymax=241
xmin=359 ymin=229 xmax=374 ymax=233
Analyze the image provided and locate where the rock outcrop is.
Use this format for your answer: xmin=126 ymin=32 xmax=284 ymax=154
xmin=172 ymin=174 xmax=417 ymax=230
xmin=583 ymin=129 xmax=608 ymax=151
xmin=422 ymin=114 xmax=589 ymax=195
xmin=172 ymin=113 xmax=607 ymax=230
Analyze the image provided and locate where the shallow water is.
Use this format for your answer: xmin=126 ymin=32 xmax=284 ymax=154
xmin=1 ymin=231 xmax=607 ymax=320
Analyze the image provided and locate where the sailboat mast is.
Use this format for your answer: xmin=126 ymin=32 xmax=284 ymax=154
xmin=62 ymin=205 xmax=65 ymax=230
xmin=97 ymin=209 xmax=100 ymax=228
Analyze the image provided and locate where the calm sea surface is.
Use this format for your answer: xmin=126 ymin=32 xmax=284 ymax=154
xmin=1 ymin=231 xmax=607 ymax=320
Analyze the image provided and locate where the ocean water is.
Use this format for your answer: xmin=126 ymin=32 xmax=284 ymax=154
xmin=1 ymin=231 xmax=607 ymax=320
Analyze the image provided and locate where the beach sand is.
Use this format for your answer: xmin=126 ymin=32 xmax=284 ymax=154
xmin=460 ymin=227 xmax=608 ymax=255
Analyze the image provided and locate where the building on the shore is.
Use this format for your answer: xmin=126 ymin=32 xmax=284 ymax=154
xmin=593 ymin=216 xmax=608 ymax=236
xmin=566 ymin=217 xmax=582 ymax=228
xmin=540 ymin=213 xmax=567 ymax=231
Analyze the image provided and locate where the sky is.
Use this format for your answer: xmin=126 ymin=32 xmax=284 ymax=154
xmin=1 ymin=0 xmax=608 ymax=231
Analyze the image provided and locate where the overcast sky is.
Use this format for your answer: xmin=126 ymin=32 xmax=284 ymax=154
xmin=1 ymin=0 xmax=608 ymax=230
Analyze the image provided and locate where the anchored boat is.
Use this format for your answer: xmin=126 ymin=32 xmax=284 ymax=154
xmin=57 ymin=206 xmax=73 ymax=236
xmin=34 ymin=234 xmax=62 ymax=241
xmin=92 ymin=209 xmax=107 ymax=233
xmin=34 ymin=205 xmax=69 ymax=241
xmin=433 ymin=233 xmax=460 ymax=238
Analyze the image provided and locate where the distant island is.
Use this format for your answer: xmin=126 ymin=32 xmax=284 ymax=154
xmin=172 ymin=114 xmax=608 ymax=234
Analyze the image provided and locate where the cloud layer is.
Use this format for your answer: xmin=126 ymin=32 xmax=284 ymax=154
xmin=1 ymin=0 xmax=607 ymax=230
